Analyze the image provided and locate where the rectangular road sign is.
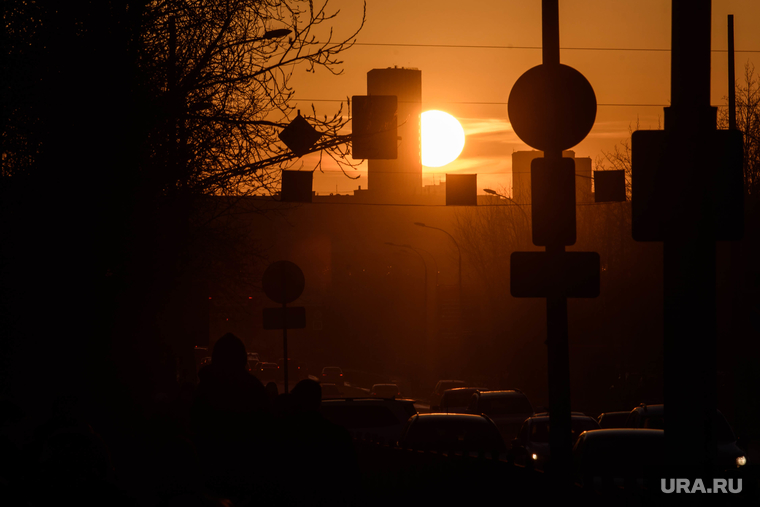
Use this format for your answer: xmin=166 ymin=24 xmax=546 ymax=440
xmin=263 ymin=306 xmax=306 ymax=330
xmin=352 ymin=95 xmax=398 ymax=160
xmin=531 ymin=158 xmax=577 ymax=246
xmin=280 ymin=171 xmax=313 ymax=203
xmin=631 ymin=129 xmax=743 ymax=241
xmin=594 ymin=170 xmax=626 ymax=202
xmin=511 ymin=251 xmax=600 ymax=298
xmin=446 ymin=173 xmax=477 ymax=205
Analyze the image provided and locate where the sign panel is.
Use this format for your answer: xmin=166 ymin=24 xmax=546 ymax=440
xmin=278 ymin=115 xmax=322 ymax=157
xmin=594 ymin=170 xmax=627 ymax=202
xmin=263 ymin=306 xmax=306 ymax=330
xmin=446 ymin=174 xmax=477 ymax=206
xmin=351 ymin=95 xmax=398 ymax=160
xmin=508 ymin=63 xmax=597 ymax=152
xmin=531 ymin=158 xmax=576 ymax=246
xmin=280 ymin=171 xmax=313 ymax=203
xmin=262 ymin=260 xmax=305 ymax=304
xmin=511 ymin=251 xmax=600 ymax=298
xmin=632 ymin=129 xmax=743 ymax=241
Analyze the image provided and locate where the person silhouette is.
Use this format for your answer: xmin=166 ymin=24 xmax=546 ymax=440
xmin=283 ymin=379 xmax=359 ymax=506
xmin=190 ymin=333 xmax=273 ymax=498
xmin=265 ymin=382 xmax=279 ymax=405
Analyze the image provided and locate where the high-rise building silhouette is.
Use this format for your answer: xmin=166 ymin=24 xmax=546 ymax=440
xmin=366 ymin=67 xmax=422 ymax=202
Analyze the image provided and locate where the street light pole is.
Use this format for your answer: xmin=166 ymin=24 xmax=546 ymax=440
xmin=413 ymin=222 xmax=461 ymax=305
xmin=386 ymin=242 xmax=429 ymax=375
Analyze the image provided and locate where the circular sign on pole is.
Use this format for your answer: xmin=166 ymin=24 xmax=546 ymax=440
xmin=261 ymin=261 xmax=305 ymax=304
xmin=508 ymin=64 xmax=597 ymax=152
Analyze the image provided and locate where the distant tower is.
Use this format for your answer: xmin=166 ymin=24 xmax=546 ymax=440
xmin=366 ymin=68 xmax=422 ymax=201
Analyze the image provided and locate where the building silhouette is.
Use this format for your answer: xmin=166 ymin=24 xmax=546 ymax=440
xmin=361 ymin=67 xmax=422 ymax=203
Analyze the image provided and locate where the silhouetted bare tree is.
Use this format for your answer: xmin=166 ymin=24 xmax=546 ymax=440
xmin=719 ymin=62 xmax=760 ymax=197
xmin=137 ymin=0 xmax=365 ymax=199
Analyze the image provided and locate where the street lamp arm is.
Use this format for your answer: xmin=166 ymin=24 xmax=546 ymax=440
xmin=483 ymin=188 xmax=529 ymax=222
xmin=417 ymin=224 xmax=461 ymax=258
xmin=413 ymin=222 xmax=462 ymax=302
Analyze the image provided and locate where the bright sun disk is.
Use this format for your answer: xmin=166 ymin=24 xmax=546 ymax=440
xmin=421 ymin=110 xmax=465 ymax=167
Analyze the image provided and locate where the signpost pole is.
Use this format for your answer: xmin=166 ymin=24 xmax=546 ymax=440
xmin=261 ymin=261 xmax=305 ymax=395
xmin=542 ymin=1 xmax=572 ymax=485
xmin=508 ymin=0 xmax=599 ymax=488
xmin=282 ymin=302 xmax=289 ymax=394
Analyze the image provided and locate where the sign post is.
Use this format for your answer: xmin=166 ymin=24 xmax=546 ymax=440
xmin=261 ymin=261 xmax=305 ymax=394
xmin=507 ymin=0 xmax=599 ymax=486
xmin=631 ymin=1 xmax=744 ymax=484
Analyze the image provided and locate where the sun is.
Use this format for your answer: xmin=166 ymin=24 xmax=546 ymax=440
xmin=421 ymin=110 xmax=465 ymax=167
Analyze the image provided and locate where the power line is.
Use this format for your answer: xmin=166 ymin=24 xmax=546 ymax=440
xmin=353 ymin=41 xmax=760 ymax=53
xmin=253 ymin=198 xmax=628 ymax=207
xmin=294 ymin=98 xmax=672 ymax=107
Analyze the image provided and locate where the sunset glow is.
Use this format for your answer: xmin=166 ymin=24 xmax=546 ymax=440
xmin=421 ymin=110 xmax=465 ymax=167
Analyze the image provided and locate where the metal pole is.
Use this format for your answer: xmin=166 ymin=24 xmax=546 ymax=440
xmin=541 ymin=0 xmax=572 ymax=486
xmin=282 ymin=302 xmax=289 ymax=394
xmin=409 ymin=248 xmax=429 ymax=354
xmin=542 ymin=0 xmax=560 ymax=66
xmin=728 ymin=15 xmax=737 ymax=131
xmin=663 ymin=0 xmax=717 ymax=485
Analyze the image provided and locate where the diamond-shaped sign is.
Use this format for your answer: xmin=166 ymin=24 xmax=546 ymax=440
xmin=279 ymin=115 xmax=322 ymax=157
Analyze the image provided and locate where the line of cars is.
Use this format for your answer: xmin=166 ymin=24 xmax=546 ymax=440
xmin=370 ymin=381 xmax=751 ymax=485
xmin=314 ymin=376 xmax=750 ymax=495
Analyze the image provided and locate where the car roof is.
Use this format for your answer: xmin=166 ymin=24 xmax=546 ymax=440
xmin=413 ymin=413 xmax=492 ymax=422
xmin=528 ymin=414 xmax=596 ymax=422
xmin=372 ymin=383 xmax=398 ymax=387
xmin=599 ymin=411 xmax=631 ymax=416
xmin=579 ymin=428 xmax=664 ymax=440
xmin=321 ymin=397 xmax=416 ymax=406
xmin=475 ymin=390 xmax=526 ymax=397
xmin=443 ymin=387 xmax=482 ymax=393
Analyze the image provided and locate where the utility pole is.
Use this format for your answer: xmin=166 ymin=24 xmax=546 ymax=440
xmin=631 ymin=0 xmax=744 ymax=492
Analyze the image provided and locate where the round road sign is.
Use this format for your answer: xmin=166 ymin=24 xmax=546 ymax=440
xmin=508 ymin=64 xmax=597 ymax=152
xmin=261 ymin=261 xmax=305 ymax=304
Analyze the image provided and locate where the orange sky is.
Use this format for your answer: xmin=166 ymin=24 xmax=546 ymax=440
xmin=285 ymin=0 xmax=760 ymax=195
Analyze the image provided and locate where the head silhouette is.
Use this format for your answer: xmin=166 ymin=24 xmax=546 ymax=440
xmin=290 ymin=379 xmax=322 ymax=413
xmin=211 ymin=333 xmax=247 ymax=371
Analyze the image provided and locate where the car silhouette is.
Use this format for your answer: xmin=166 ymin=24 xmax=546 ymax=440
xmin=438 ymin=387 xmax=485 ymax=414
xmin=468 ymin=389 xmax=534 ymax=443
xmin=511 ymin=413 xmax=600 ymax=470
xmin=399 ymin=413 xmax=507 ymax=458
xmin=321 ymin=366 xmax=345 ymax=387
